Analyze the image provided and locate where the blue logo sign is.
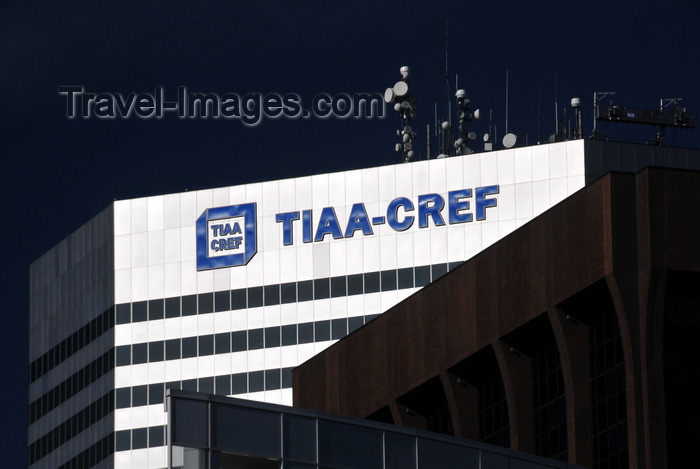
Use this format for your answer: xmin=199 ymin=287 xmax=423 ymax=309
xmin=197 ymin=203 xmax=257 ymax=270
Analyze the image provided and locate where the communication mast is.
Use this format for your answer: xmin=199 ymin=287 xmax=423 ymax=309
xmin=385 ymin=66 xmax=417 ymax=162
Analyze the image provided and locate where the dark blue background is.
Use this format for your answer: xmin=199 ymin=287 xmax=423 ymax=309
xmin=2 ymin=1 xmax=699 ymax=467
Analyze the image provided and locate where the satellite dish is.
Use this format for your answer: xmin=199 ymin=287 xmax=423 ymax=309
xmin=384 ymin=87 xmax=396 ymax=103
xmin=393 ymin=81 xmax=409 ymax=97
xmin=473 ymin=109 xmax=481 ymax=120
xmin=395 ymin=143 xmax=402 ymax=152
xmin=468 ymin=131 xmax=477 ymax=141
xmin=394 ymin=103 xmax=402 ymax=112
xmin=502 ymin=133 xmax=518 ymax=149
xmin=455 ymin=89 xmax=466 ymax=99
xmin=437 ymin=153 xmax=447 ymax=159
xmin=483 ymin=133 xmax=490 ymax=142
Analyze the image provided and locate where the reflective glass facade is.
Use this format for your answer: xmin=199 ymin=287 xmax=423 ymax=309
xmin=167 ymin=390 xmax=584 ymax=469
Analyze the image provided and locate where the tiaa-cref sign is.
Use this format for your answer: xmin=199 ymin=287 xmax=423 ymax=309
xmin=196 ymin=185 xmax=498 ymax=270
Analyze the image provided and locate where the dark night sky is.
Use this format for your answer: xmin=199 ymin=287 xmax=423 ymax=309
xmin=2 ymin=1 xmax=699 ymax=466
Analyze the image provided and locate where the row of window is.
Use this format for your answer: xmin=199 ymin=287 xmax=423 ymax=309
xmin=115 ymin=262 xmax=460 ymax=324
xmin=29 ymin=391 xmax=113 ymax=465
xmin=29 ymin=350 xmax=114 ymax=424
xmin=116 ymin=315 xmax=378 ymax=367
xmin=116 ymin=366 xmax=296 ymax=410
xmin=115 ymin=425 xmax=165 ymax=453
xmin=29 ymin=366 xmax=295 ymax=465
xmin=56 ymin=433 xmax=113 ymax=469
xmin=29 ymin=307 xmax=114 ymax=383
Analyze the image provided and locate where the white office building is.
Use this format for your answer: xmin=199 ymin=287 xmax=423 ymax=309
xmin=28 ymin=139 xmax=698 ymax=468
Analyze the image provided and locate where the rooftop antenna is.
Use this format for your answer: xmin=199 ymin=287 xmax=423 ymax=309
xmin=537 ymin=83 xmax=542 ymax=144
xmin=384 ymin=66 xmax=416 ymax=162
xmin=502 ymin=70 xmax=517 ymax=149
xmin=505 ymin=70 xmax=509 ymax=134
xmin=454 ymin=88 xmax=480 ymax=155
xmin=438 ymin=20 xmax=453 ymax=157
xmin=554 ymin=72 xmax=558 ymax=135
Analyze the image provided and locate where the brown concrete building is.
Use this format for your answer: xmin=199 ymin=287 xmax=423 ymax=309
xmin=294 ymin=167 xmax=700 ymax=469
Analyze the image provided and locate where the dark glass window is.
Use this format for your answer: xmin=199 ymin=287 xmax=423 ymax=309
xmin=231 ymin=289 xmax=247 ymax=310
xmin=282 ymin=368 xmax=293 ymax=388
xmin=199 ymin=377 xmax=214 ymax=394
xmin=149 ymin=299 xmax=164 ymax=320
xmin=298 ymin=323 xmax=314 ymax=344
xmin=132 ymin=301 xmax=148 ymax=322
xmin=590 ymin=314 xmax=627 ymax=469
xmin=165 ymin=297 xmax=180 ymax=318
xmin=149 ymin=342 xmax=163 ymax=363
xmin=249 ymin=329 xmax=264 ymax=350
xmin=132 ymin=343 xmax=147 ymax=365
xmin=149 ymin=383 xmax=165 ymax=405
xmin=116 ymin=304 xmax=131 ymax=324
xmin=132 ymin=385 xmax=148 ymax=407
xmin=182 ymin=379 xmax=197 ymax=391
xmin=315 ymin=321 xmax=330 ymax=342
xmin=166 ymin=339 xmax=180 ymax=360
xmin=282 ymin=325 xmax=297 ymax=346
xmin=332 ymin=318 xmax=347 ymax=340
xmin=448 ymin=261 xmax=463 ymax=272
xmin=532 ymin=343 xmax=567 ymax=460
xmin=182 ymin=295 xmax=197 ymax=316
xmin=166 ymin=381 xmax=181 ymax=392
xmin=415 ymin=265 xmax=431 ymax=286
xmin=265 ymin=327 xmax=280 ymax=348
xmin=349 ymin=316 xmax=364 ymax=333
xmin=264 ymin=285 xmax=280 ymax=306
xmin=331 ymin=276 xmax=347 ymax=298
xmin=198 ymin=293 xmax=213 ymax=314
xmin=172 ymin=398 xmax=207 ymax=448
xmin=149 ymin=426 xmax=164 ymax=448
xmin=199 ymin=335 xmax=213 ymax=356
xmin=248 ymin=287 xmax=263 ymax=308
xmin=216 ymin=375 xmax=231 ymax=396
xmin=249 ymin=371 xmax=264 ymax=392
xmin=348 ymin=274 xmax=363 ymax=295
xmin=232 ymin=331 xmax=247 ymax=352
xmin=314 ymin=278 xmax=330 ymax=299
xmin=215 ymin=332 xmax=230 ymax=354
xmin=318 ymin=420 xmax=383 ymax=468
xmin=385 ymin=432 xmax=416 ymax=469
xmin=132 ymin=428 xmax=147 ymax=449
xmin=298 ymin=281 xmax=313 ymax=302
xmin=477 ymin=376 xmax=510 ymax=448
xmin=116 ymin=430 xmax=131 ymax=452
xmin=398 ymin=268 xmax=414 ymax=289
xmin=381 ymin=270 xmax=397 ymax=291
xmin=281 ymin=282 xmax=297 ymax=304
xmin=116 ymin=388 xmax=130 ymax=409
xmin=182 ymin=337 xmax=197 ymax=358
xmin=211 ymin=403 xmax=281 ymax=458
xmin=365 ymin=272 xmax=380 ymax=293
xmin=116 ymin=346 xmax=131 ymax=367
xmin=283 ymin=415 xmax=317 ymax=463
xmin=432 ymin=263 xmax=448 ymax=280
xmin=214 ymin=290 xmax=230 ymax=312
xmin=265 ymin=369 xmax=281 ymax=390
xmin=232 ymin=373 xmax=247 ymax=394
